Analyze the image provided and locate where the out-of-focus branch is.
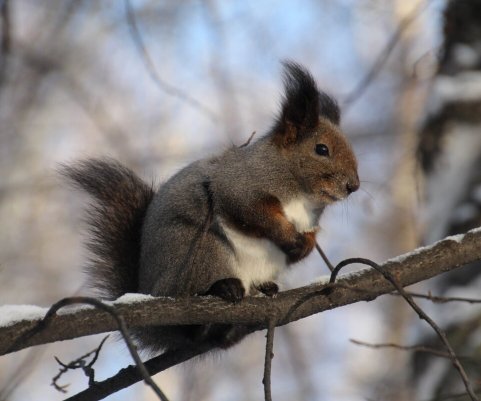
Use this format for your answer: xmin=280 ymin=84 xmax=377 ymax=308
xmin=0 ymin=0 xmax=11 ymax=84
xmin=342 ymin=0 xmax=431 ymax=111
xmin=124 ymin=0 xmax=217 ymax=122
xmin=420 ymin=389 xmax=481 ymax=401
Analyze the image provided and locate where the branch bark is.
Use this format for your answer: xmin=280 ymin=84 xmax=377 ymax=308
xmin=1 ymin=227 xmax=481 ymax=357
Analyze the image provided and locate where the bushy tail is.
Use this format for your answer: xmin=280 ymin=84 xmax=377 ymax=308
xmin=62 ymin=158 xmax=154 ymax=299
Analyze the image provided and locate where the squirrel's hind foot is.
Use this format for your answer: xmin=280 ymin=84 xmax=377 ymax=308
xmin=205 ymin=277 xmax=245 ymax=303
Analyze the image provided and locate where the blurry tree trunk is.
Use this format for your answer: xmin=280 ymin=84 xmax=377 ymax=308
xmin=414 ymin=0 xmax=481 ymax=398
xmin=383 ymin=1 xmax=427 ymax=400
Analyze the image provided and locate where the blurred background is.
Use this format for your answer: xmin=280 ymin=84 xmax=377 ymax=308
xmin=1 ymin=0 xmax=480 ymax=400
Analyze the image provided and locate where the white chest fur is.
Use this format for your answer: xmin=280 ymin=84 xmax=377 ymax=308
xmin=282 ymin=196 xmax=318 ymax=233
xmin=221 ymin=196 xmax=318 ymax=294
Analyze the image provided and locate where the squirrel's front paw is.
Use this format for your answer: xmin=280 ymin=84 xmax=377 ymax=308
xmin=205 ymin=278 xmax=245 ymax=303
xmin=282 ymin=231 xmax=316 ymax=263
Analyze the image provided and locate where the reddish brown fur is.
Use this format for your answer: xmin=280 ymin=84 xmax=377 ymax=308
xmin=273 ymin=117 xmax=358 ymax=205
xmin=224 ymin=195 xmax=294 ymax=238
xmin=272 ymin=121 xmax=298 ymax=148
xmin=303 ymin=231 xmax=317 ymax=253
xmin=224 ymin=195 xmax=314 ymax=263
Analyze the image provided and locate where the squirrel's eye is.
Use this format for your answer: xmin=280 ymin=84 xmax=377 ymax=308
xmin=315 ymin=144 xmax=330 ymax=157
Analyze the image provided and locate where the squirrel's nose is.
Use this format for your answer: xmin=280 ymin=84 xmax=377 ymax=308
xmin=346 ymin=175 xmax=360 ymax=194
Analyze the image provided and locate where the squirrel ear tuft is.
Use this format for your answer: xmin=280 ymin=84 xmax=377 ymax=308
xmin=272 ymin=61 xmax=340 ymax=146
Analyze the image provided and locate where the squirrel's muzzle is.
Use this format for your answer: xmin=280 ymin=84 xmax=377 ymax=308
xmin=346 ymin=173 xmax=360 ymax=195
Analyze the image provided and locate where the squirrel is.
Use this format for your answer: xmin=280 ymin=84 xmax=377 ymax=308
xmin=63 ymin=61 xmax=359 ymax=354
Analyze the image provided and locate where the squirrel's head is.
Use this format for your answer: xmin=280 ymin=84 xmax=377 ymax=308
xmin=270 ymin=61 xmax=359 ymax=206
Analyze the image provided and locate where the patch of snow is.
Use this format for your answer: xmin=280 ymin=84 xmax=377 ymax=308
xmin=471 ymin=226 xmax=481 ymax=234
xmin=444 ymin=232 xmax=465 ymax=243
xmin=0 ymin=305 xmax=47 ymax=327
xmin=113 ymin=293 xmax=156 ymax=304
xmin=387 ymin=243 xmax=434 ymax=264
xmin=386 ymin=229 xmax=473 ymax=264
xmin=56 ymin=304 xmax=93 ymax=315
xmin=310 ymin=267 xmax=373 ymax=284
xmin=340 ymin=267 xmax=373 ymax=280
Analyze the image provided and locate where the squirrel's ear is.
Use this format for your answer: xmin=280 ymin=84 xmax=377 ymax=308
xmin=272 ymin=61 xmax=340 ymax=146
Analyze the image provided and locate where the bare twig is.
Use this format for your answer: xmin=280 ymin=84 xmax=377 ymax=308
xmin=0 ymin=0 xmax=11 ymax=84
xmin=349 ymin=339 xmax=473 ymax=360
xmin=300 ymin=282 xmax=481 ymax=306
xmin=394 ymin=291 xmax=481 ymax=304
xmin=52 ymin=335 xmax=109 ymax=393
xmin=65 ymin=344 xmax=214 ymax=401
xmin=322 ymin=282 xmax=481 ymax=305
xmin=124 ymin=0 xmax=217 ymax=122
xmin=263 ymin=319 xmax=276 ymax=401
xmin=239 ymin=131 xmax=257 ymax=148
xmin=315 ymin=242 xmax=335 ymax=272
xmin=329 ymin=258 xmax=479 ymax=401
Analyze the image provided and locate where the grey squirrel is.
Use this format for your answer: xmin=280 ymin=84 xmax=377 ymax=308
xmin=64 ymin=62 xmax=359 ymax=354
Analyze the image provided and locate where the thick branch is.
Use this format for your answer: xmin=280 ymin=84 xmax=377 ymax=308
xmin=1 ymin=227 xmax=481 ymax=356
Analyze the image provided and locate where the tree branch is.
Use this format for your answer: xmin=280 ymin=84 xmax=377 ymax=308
xmin=1 ymin=227 xmax=480 ymax=357
xmin=263 ymin=319 xmax=276 ymax=401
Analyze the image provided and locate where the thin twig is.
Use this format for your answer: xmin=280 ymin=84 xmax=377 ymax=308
xmin=329 ymin=258 xmax=479 ymax=401
xmin=239 ymin=131 xmax=257 ymax=148
xmin=124 ymin=0 xmax=217 ymax=122
xmin=65 ymin=343 xmax=216 ymax=401
xmin=0 ymin=0 xmax=11 ymax=84
xmin=393 ymin=291 xmax=481 ymax=304
xmin=52 ymin=335 xmax=110 ymax=393
xmin=350 ymin=339 xmax=473 ymax=360
xmin=263 ymin=319 xmax=276 ymax=401
xmin=314 ymin=282 xmax=481 ymax=306
xmin=315 ymin=242 xmax=335 ymax=272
